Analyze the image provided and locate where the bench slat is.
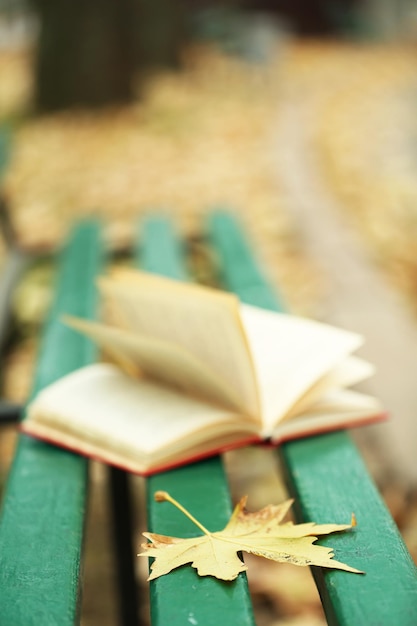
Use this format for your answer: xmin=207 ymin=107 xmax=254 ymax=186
xmin=207 ymin=211 xmax=417 ymax=626
xmin=207 ymin=209 xmax=285 ymax=312
xmin=139 ymin=217 xmax=256 ymax=626
xmin=0 ymin=222 xmax=103 ymax=626
xmin=282 ymin=433 xmax=417 ymax=626
xmin=0 ymin=124 xmax=11 ymax=181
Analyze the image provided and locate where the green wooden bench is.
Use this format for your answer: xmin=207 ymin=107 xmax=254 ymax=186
xmin=1 ymin=213 xmax=417 ymax=626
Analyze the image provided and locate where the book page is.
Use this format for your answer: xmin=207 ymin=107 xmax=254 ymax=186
xmin=98 ymin=269 xmax=260 ymax=418
xmin=270 ymin=389 xmax=384 ymax=443
xmin=282 ymin=355 xmax=375 ymax=422
xmin=240 ymin=304 xmax=365 ymax=434
xmin=23 ymin=364 xmax=260 ymax=473
xmin=64 ymin=316 xmax=257 ymax=416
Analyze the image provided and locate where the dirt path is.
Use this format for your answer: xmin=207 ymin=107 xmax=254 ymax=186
xmin=274 ymin=97 xmax=417 ymax=487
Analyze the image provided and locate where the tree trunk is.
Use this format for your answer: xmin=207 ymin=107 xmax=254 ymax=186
xmin=137 ymin=0 xmax=186 ymax=71
xmin=32 ymin=0 xmax=186 ymax=112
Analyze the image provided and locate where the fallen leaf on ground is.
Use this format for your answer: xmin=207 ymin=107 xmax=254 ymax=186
xmin=139 ymin=491 xmax=363 ymax=581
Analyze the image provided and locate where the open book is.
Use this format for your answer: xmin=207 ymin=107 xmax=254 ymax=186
xmin=23 ymin=269 xmax=384 ymax=475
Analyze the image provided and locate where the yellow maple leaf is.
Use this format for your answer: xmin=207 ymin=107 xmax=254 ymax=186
xmin=139 ymin=491 xmax=364 ymax=581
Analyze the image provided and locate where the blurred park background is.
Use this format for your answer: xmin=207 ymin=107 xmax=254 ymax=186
xmin=1 ymin=1 xmax=417 ymax=624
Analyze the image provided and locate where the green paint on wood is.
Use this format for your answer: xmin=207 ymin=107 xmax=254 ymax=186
xmin=137 ymin=216 xmax=188 ymax=282
xmin=208 ymin=209 xmax=285 ymax=311
xmin=0 ymin=124 xmax=11 ymax=182
xmin=0 ymin=222 xmax=104 ymax=626
xmin=207 ymin=210 xmax=417 ymax=626
xmin=281 ymin=432 xmax=417 ymax=626
xmin=139 ymin=217 xmax=256 ymax=626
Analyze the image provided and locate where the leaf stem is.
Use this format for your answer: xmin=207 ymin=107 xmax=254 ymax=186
xmin=154 ymin=491 xmax=211 ymax=535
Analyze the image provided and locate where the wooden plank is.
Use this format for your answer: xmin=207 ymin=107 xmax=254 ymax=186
xmin=207 ymin=211 xmax=417 ymax=626
xmin=138 ymin=217 xmax=256 ymax=626
xmin=207 ymin=210 xmax=285 ymax=312
xmin=135 ymin=217 xmax=188 ymax=282
xmin=282 ymin=433 xmax=417 ymax=626
xmin=0 ymin=124 xmax=11 ymax=182
xmin=0 ymin=222 xmax=103 ymax=626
